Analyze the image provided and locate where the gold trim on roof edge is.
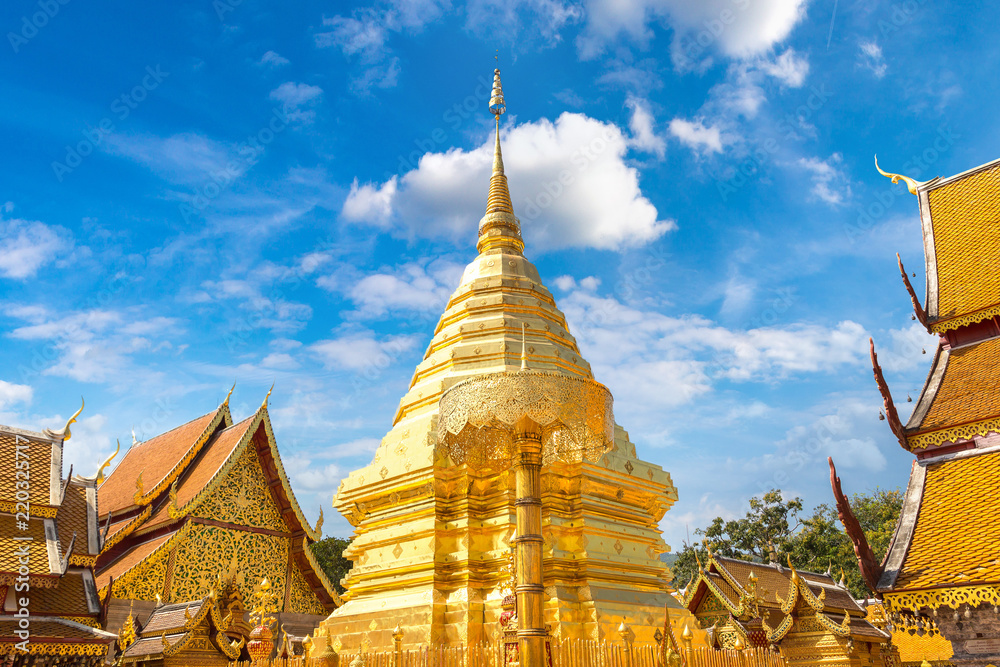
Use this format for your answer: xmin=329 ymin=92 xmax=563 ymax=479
xmin=101 ymin=505 xmax=152 ymax=554
xmin=907 ymin=414 xmax=1000 ymax=449
xmin=929 ymin=302 xmax=1000 ymax=333
xmin=0 ymin=500 xmax=57 ymax=517
xmin=884 ymin=584 xmax=1000 ymax=612
xmin=103 ymin=522 xmax=193 ymax=599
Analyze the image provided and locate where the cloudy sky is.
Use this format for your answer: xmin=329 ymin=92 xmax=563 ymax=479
xmin=1 ymin=0 xmax=995 ymax=551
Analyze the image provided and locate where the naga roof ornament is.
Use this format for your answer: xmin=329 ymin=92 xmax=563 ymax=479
xmin=875 ymin=154 xmax=926 ymax=195
xmin=43 ymin=397 xmax=84 ymax=440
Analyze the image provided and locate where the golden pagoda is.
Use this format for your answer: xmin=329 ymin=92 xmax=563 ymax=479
xmin=833 ymin=157 xmax=1000 ymax=667
xmin=95 ymin=390 xmax=339 ymax=641
xmin=0 ymin=405 xmax=118 ymax=664
xmin=321 ymin=68 xmax=679 ymax=649
xmin=683 ymin=553 xmax=893 ymax=667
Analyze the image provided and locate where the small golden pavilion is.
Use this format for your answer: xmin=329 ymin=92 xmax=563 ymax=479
xmin=682 ymin=552 xmax=893 ymax=667
xmin=0 ymin=406 xmax=118 ymax=664
xmin=833 ymin=156 xmax=1000 ymax=667
xmin=320 ymin=68 xmax=680 ymax=650
xmin=95 ymin=390 xmax=339 ymax=642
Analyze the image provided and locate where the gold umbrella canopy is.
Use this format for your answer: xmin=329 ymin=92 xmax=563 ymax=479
xmin=436 ymin=369 xmax=615 ymax=470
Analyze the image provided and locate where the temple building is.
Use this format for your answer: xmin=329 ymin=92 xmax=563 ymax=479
xmin=832 ymin=157 xmax=1000 ymax=667
xmin=321 ymin=68 xmax=679 ymax=650
xmin=94 ymin=390 xmax=339 ymax=643
xmin=682 ymin=552 xmax=892 ymax=667
xmin=0 ymin=406 xmax=118 ymax=665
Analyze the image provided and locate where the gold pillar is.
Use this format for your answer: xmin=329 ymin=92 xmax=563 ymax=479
xmin=514 ymin=415 xmax=545 ymax=667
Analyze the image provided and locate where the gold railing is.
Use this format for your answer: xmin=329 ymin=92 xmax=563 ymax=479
xmin=230 ymin=643 xmax=787 ymax=667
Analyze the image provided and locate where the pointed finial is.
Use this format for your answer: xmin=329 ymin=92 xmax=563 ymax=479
xmin=131 ymin=426 xmax=139 ymax=446
xmin=133 ymin=470 xmax=145 ymax=505
xmin=477 ymin=67 xmax=523 ymax=255
xmin=520 ymin=322 xmax=529 ymax=371
xmin=315 ymin=507 xmax=324 ymax=535
xmin=95 ymin=440 xmax=120 ymax=485
xmin=224 ymin=381 xmax=236 ymax=406
xmin=43 ymin=397 xmax=84 ymax=441
xmin=262 ymin=382 xmax=274 ymax=408
xmin=489 ymin=68 xmax=505 ymax=118
xmin=875 ymin=155 xmax=924 ymax=195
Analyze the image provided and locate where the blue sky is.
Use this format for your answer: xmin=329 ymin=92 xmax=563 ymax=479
xmin=1 ymin=0 xmax=997 ymax=552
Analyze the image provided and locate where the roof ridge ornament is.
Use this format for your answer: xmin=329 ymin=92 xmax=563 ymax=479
xmin=262 ymin=382 xmax=274 ymax=409
xmin=95 ymin=440 xmax=118 ymax=484
xmin=224 ymin=381 xmax=236 ymax=407
xmin=875 ymin=155 xmax=925 ymax=195
xmin=43 ymin=397 xmax=84 ymax=441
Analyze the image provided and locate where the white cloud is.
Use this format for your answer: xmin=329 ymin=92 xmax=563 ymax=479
xmin=6 ymin=307 xmax=181 ymax=383
xmin=668 ymin=118 xmax=724 ymax=154
xmin=758 ymin=48 xmax=809 ymax=87
xmin=311 ymin=331 xmax=422 ymax=372
xmin=0 ymin=381 xmax=32 ymax=409
xmin=342 ymin=177 xmax=397 ymax=227
xmin=259 ymin=50 xmax=290 ymax=67
xmin=578 ymin=0 xmax=808 ymax=64
xmin=626 ymin=96 xmax=666 ymax=159
xmin=103 ymin=132 xmax=238 ymax=186
xmin=341 ymin=260 xmax=464 ymax=317
xmin=466 ymin=0 xmax=583 ymax=48
xmin=0 ymin=205 xmax=73 ymax=280
xmin=315 ymin=0 xmax=447 ymax=93
xmin=340 ymin=112 xmax=674 ymax=251
xmin=269 ymin=82 xmax=323 ymax=124
xmin=797 ymin=153 xmax=850 ymax=206
xmin=859 ymin=40 xmax=887 ymax=79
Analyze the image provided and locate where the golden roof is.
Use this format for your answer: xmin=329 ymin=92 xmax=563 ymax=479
xmin=894 ymin=450 xmax=1000 ymax=590
xmin=904 ymin=337 xmax=1000 ymax=450
xmin=914 ymin=158 xmax=1000 ymax=332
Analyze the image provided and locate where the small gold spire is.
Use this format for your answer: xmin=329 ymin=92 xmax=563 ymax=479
xmin=477 ymin=67 xmax=524 ymax=255
xmin=315 ymin=507 xmax=324 ymax=535
xmin=43 ymin=397 xmax=84 ymax=441
xmin=262 ymin=382 xmax=274 ymax=408
xmin=224 ymin=381 xmax=236 ymax=406
xmin=95 ymin=440 xmax=120 ymax=485
xmin=520 ymin=322 xmax=529 ymax=371
xmin=875 ymin=155 xmax=924 ymax=195
xmin=133 ymin=470 xmax=145 ymax=505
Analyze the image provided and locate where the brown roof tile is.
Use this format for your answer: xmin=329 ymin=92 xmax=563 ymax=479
xmin=99 ymin=409 xmax=224 ymax=514
xmin=96 ymin=532 xmax=176 ymax=591
xmin=144 ymin=415 xmax=256 ymax=529
xmin=28 ymin=570 xmax=97 ymax=616
xmin=140 ymin=600 xmax=205 ymax=634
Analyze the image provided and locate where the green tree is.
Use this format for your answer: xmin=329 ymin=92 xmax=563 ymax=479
xmin=668 ymin=488 xmax=903 ymax=601
xmin=310 ymin=536 xmax=352 ymax=594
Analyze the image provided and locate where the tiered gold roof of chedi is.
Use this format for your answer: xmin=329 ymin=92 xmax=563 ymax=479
xmin=327 ymin=68 xmax=677 ymax=650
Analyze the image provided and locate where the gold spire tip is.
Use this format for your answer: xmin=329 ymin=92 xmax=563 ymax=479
xmin=490 ymin=68 xmax=505 ymax=118
xmin=262 ymin=382 xmax=274 ymax=408
xmin=224 ymin=380 xmax=236 ymax=406
xmin=95 ymin=439 xmax=120 ymax=485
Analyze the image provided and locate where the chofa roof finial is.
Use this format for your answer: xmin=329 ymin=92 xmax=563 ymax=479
xmin=875 ymin=155 xmax=924 ymax=195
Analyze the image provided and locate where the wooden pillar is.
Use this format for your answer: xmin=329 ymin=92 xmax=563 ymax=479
xmin=514 ymin=415 xmax=545 ymax=667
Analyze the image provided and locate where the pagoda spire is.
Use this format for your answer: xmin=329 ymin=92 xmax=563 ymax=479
xmin=477 ymin=68 xmax=525 ymax=255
